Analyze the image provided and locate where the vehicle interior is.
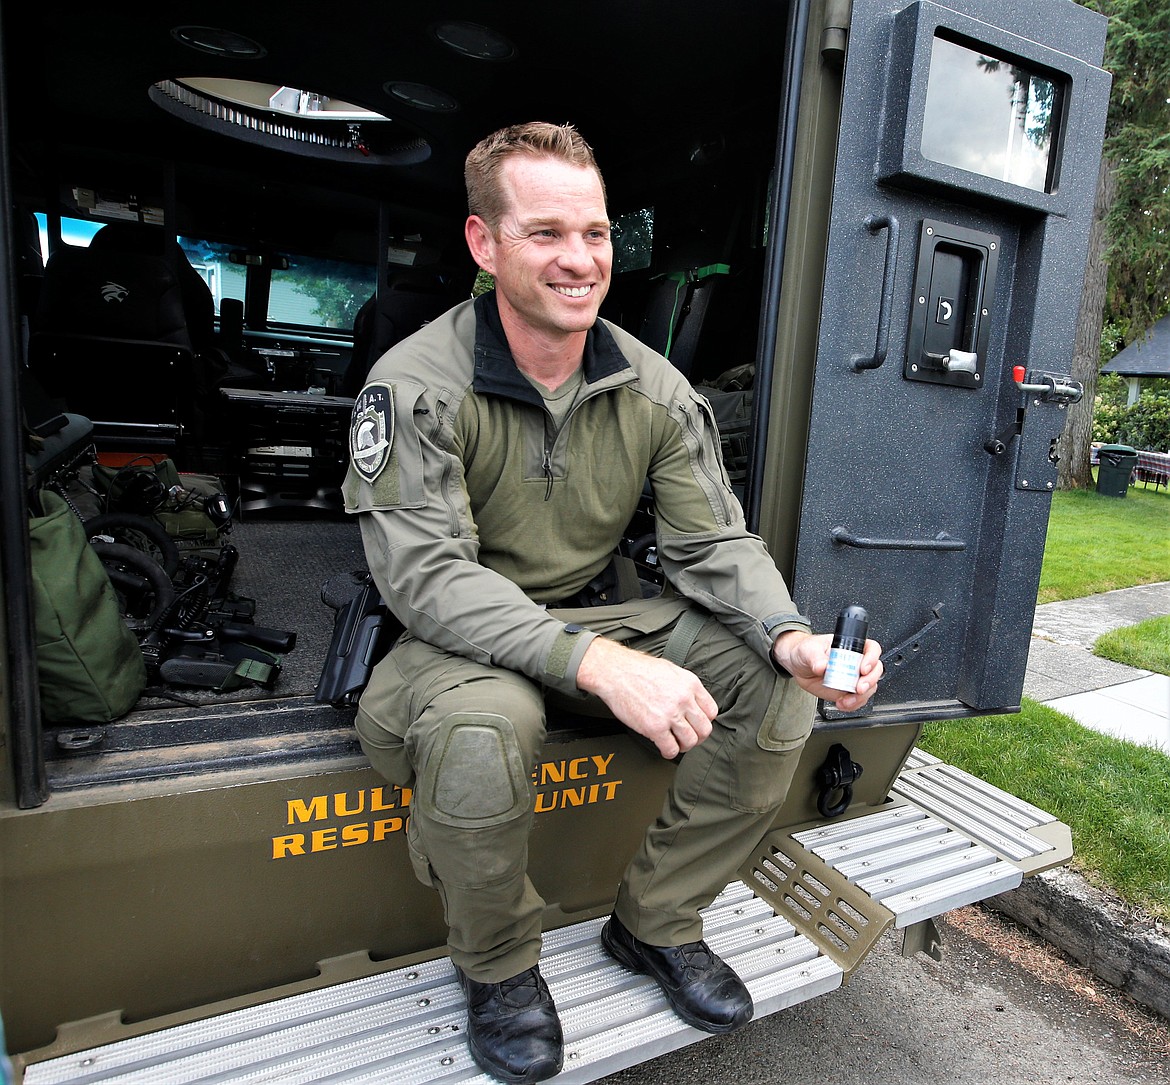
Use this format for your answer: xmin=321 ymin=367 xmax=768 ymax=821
xmin=3 ymin=1 xmax=796 ymax=791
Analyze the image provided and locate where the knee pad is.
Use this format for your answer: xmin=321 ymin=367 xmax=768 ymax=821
xmin=418 ymin=712 xmax=535 ymax=829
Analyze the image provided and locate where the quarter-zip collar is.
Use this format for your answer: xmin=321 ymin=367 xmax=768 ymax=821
xmin=472 ymin=291 xmax=635 ymax=404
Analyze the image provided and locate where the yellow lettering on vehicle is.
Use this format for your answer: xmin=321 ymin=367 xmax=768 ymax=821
xmin=531 ymin=753 xmax=623 ymax=813
xmin=373 ymin=817 xmax=404 ymax=841
xmin=273 ymin=757 xmax=623 ymax=859
xmin=286 ymin=795 xmax=329 ymax=824
xmin=272 ymin=834 xmax=306 ymax=859
xmin=285 ymin=786 xmax=412 ymax=826
xmin=312 ymin=827 xmax=338 ymax=851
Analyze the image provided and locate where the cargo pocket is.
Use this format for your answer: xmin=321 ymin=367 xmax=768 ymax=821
xmin=724 ymin=675 xmax=816 ymax=813
xmin=756 ymin=675 xmax=816 ymax=753
xmin=405 ymin=815 xmax=438 ymax=891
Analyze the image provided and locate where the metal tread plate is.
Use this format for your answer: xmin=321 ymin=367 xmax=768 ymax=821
xmin=23 ymin=750 xmax=1066 ymax=1083
xmin=743 ymin=747 xmax=1066 ymax=966
xmin=22 ymin=883 xmax=841 ymax=1085
xmin=890 ymin=762 xmax=1059 ymax=862
xmin=791 ymin=804 xmax=1025 ymax=925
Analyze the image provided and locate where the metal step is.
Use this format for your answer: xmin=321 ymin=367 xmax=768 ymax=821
xmin=891 ymin=750 xmax=1061 ymax=864
xmin=742 ymin=746 xmax=1068 ymax=972
xmin=21 ymin=883 xmax=842 ymax=1085
xmin=22 ymin=749 xmax=1067 ymax=1084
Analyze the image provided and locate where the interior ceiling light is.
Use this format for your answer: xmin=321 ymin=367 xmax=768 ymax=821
xmin=385 ymin=82 xmax=460 ymax=113
xmin=432 ymin=21 xmax=517 ymax=61
xmin=150 ymin=79 xmax=431 ymax=166
xmin=171 ymin=26 xmax=266 ymax=59
xmin=178 ymin=77 xmax=389 ymax=122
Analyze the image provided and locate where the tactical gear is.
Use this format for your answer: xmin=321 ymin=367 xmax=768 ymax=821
xmin=601 ymin=913 xmax=753 ymax=1034
xmin=29 ymin=489 xmax=147 ymax=722
xmin=348 ymin=293 xmax=816 ymax=978
xmin=344 ymin=293 xmax=811 ymax=701
xmin=455 ymin=965 xmax=564 ymax=1084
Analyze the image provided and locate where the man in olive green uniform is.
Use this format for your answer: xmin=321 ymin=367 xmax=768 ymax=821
xmin=344 ymin=122 xmax=882 ymax=1084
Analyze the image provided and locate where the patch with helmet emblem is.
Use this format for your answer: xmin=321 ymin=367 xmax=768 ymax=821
xmin=350 ymin=384 xmax=394 ymax=483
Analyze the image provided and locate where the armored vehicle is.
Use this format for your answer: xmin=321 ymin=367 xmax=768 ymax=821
xmin=0 ymin=0 xmax=1110 ymax=1079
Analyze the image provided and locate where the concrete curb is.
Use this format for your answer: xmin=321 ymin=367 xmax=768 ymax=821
xmin=986 ymin=866 xmax=1170 ymax=1021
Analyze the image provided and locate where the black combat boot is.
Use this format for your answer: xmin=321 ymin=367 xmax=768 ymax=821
xmin=601 ymin=913 xmax=754 ymax=1033
xmin=455 ymin=964 xmax=564 ymax=1084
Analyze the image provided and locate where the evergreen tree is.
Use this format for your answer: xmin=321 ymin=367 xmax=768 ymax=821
xmin=1058 ymin=0 xmax=1170 ymax=487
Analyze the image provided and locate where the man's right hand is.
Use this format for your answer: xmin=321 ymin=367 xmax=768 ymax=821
xmin=575 ymin=636 xmax=718 ymax=759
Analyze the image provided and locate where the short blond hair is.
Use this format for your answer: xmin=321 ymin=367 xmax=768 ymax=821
xmin=465 ymin=122 xmax=606 ymax=230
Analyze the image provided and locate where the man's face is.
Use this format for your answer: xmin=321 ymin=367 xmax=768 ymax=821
xmin=467 ymin=155 xmax=612 ymax=340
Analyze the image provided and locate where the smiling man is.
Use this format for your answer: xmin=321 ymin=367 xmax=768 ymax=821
xmin=345 ymin=122 xmax=882 ymax=1084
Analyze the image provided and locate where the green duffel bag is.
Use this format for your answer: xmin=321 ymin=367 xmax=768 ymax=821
xmin=29 ymin=489 xmax=146 ymax=723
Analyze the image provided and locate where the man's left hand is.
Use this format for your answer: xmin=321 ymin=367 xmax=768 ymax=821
xmin=771 ymin=631 xmax=883 ymax=713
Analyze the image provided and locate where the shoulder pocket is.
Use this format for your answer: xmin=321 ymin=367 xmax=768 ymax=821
xmin=676 ymin=390 xmax=736 ymax=525
xmin=344 ymin=381 xmax=427 ymax=512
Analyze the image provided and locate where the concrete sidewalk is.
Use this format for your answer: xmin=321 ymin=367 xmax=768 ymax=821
xmin=989 ymin=580 xmax=1170 ymax=1020
xmin=1024 ymin=581 xmax=1169 ymax=751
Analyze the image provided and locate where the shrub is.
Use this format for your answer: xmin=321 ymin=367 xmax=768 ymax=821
xmin=1092 ymin=381 xmax=1170 ymax=451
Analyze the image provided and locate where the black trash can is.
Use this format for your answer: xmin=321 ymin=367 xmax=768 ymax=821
xmin=1096 ymin=444 xmax=1138 ymax=497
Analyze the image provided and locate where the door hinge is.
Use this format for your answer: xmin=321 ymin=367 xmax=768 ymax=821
xmin=821 ymin=0 xmax=852 ymax=66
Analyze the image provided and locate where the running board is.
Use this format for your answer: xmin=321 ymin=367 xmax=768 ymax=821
xmin=22 ymin=884 xmax=841 ymax=1085
xmin=22 ymin=750 xmax=1070 ymax=1084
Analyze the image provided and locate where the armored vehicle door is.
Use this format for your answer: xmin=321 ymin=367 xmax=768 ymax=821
xmin=780 ymin=0 xmax=1110 ymax=722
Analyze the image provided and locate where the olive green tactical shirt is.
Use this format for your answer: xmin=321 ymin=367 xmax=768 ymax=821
xmin=343 ymin=292 xmax=809 ymax=696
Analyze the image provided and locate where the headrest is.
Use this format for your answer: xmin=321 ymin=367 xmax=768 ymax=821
xmin=89 ymin=222 xmax=176 ymax=257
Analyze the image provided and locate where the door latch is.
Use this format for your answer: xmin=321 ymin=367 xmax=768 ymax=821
xmin=985 ymin=365 xmax=1084 ymax=457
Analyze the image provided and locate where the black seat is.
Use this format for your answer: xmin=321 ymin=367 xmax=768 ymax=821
xmin=87 ymin=222 xmax=219 ymax=355
xmin=28 ymin=225 xmax=226 ymax=452
xmin=343 ymin=268 xmax=463 ymax=398
xmin=637 ymin=263 xmax=730 ymax=380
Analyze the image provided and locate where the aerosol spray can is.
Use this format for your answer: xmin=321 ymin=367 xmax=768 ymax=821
xmin=823 ymin=605 xmax=869 ymax=693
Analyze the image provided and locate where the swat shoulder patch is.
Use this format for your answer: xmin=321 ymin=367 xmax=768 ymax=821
xmin=350 ymin=384 xmax=394 ymax=483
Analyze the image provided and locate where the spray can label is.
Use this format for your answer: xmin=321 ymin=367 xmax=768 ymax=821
xmin=823 ymin=646 xmax=862 ymax=692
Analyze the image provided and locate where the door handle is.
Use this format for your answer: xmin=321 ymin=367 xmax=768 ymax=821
xmin=831 ymin=526 xmax=966 ymax=551
xmin=851 ymin=214 xmax=900 ymax=372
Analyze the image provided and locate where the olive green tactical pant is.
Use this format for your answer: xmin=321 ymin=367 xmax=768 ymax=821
xmin=354 ymin=603 xmax=815 ymax=982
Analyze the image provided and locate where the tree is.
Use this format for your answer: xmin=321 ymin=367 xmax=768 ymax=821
xmin=294 ymin=273 xmax=369 ymax=330
xmin=1057 ymin=0 xmax=1170 ymax=488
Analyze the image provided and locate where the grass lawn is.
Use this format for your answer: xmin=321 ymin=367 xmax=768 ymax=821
xmin=1038 ymin=480 xmax=1170 ymax=602
xmin=921 ymin=706 xmax=1170 ymax=922
xmin=921 ymin=476 xmax=1170 ymax=921
xmin=1095 ymin=614 xmax=1170 ymax=676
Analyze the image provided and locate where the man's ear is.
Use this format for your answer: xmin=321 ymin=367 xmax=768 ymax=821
xmin=465 ymin=215 xmax=496 ymax=275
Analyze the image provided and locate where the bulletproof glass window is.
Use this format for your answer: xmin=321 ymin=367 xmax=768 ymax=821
xmin=611 ymin=207 xmax=654 ymax=274
xmin=35 ymin=214 xmax=100 ymax=253
xmin=268 ymin=253 xmax=377 ymax=331
xmin=178 ymin=238 xmax=245 ymax=315
xmin=920 ymin=36 xmax=1061 ymax=193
